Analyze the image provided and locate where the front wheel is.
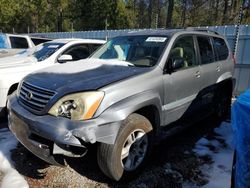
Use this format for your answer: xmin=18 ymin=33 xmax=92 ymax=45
xmin=97 ymin=113 xmax=153 ymax=181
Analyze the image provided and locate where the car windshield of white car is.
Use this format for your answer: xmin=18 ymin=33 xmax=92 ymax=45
xmin=32 ymin=42 xmax=64 ymax=62
xmin=91 ymin=35 xmax=169 ymax=67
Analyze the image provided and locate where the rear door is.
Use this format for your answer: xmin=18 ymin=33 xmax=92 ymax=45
xmin=162 ymin=35 xmax=202 ymax=125
xmin=196 ymin=35 xmax=220 ymax=106
xmin=212 ymin=36 xmax=230 ymax=76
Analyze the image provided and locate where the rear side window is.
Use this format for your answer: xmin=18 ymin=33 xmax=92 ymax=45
xmin=9 ymin=37 xmax=29 ymax=49
xmin=31 ymin=38 xmax=51 ymax=46
xmin=213 ymin=37 xmax=229 ymax=61
xmin=197 ymin=36 xmax=215 ymax=64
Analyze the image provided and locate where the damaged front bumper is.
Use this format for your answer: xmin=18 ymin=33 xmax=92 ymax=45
xmin=8 ymin=95 xmax=122 ymax=166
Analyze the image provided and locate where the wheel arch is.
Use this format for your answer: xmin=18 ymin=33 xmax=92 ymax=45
xmin=8 ymin=83 xmax=19 ymax=95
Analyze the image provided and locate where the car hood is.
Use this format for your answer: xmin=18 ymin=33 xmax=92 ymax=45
xmin=0 ymin=55 xmax=36 ymax=68
xmin=24 ymin=58 xmax=149 ymax=94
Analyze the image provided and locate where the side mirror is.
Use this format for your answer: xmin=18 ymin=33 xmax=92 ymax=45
xmin=166 ymin=58 xmax=185 ymax=74
xmin=172 ymin=58 xmax=185 ymax=70
xmin=58 ymin=54 xmax=73 ymax=63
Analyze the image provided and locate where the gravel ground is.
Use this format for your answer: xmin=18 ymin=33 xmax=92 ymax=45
xmin=0 ymin=116 xmax=225 ymax=188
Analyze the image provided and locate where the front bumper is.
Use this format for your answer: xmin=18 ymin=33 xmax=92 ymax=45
xmin=8 ymin=95 xmax=121 ymax=165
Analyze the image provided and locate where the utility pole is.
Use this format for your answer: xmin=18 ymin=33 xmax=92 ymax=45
xmin=233 ymin=0 xmax=250 ymax=57
xmin=105 ymin=18 xmax=108 ymax=41
xmin=155 ymin=14 xmax=158 ymax=29
xmin=71 ymin=22 xmax=74 ymax=38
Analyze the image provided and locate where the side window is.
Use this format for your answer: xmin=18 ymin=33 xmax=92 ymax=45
xmin=63 ymin=44 xmax=90 ymax=61
xmin=31 ymin=38 xmax=51 ymax=46
xmin=9 ymin=37 xmax=29 ymax=49
xmin=197 ymin=36 xmax=215 ymax=64
xmin=90 ymin=43 xmax=103 ymax=52
xmin=167 ymin=36 xmax=197 ymax=71
xmin=213 ymin=37 xmax=229 ymax=61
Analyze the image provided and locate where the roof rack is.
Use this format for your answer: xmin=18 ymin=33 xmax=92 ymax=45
xmin=186 ymin=27 xmax=219 ymax=35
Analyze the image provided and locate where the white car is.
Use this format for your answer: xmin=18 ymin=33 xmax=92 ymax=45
xmin=0 ymin=38 xmax=105 ymax=115
xmin=0 ymin=33 xmax=51 ymax=58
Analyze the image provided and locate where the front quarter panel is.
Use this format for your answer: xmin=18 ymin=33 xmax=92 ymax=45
xmin=96 ymin=67 xmax=164 ymax=126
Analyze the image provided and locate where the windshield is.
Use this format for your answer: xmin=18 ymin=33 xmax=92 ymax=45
xmin=91 ymin=35 xmax=169 ymax=67
xmin=32 ymin=42 xmax=64 ymax=61
xmin=17 ymin=42 xmax=64 ymax=61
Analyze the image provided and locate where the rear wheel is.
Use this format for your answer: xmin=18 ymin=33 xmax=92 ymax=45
xmin=215 ymin=83 xmax=232 ymax=120
xmin=97 ymin=113 xmax=153 ymax=181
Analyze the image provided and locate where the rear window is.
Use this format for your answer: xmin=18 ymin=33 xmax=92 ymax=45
xmin=197 ymin=36 xmax=215 ymax=64
xmin=9 ymin=36 xmax=29 ymax=49
xmin=213 ymin=37 xmax=229 ymax=61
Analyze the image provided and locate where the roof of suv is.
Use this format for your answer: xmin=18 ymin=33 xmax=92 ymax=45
xmin=123 ymin=29 xmax=221 ymax=37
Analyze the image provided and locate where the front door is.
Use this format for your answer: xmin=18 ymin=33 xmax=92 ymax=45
xmin=162 ymin=35 xmax=202 ymax=125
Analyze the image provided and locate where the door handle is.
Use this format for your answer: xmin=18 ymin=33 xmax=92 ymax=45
xmin=216 ymin=66 xmax=221 ymax=72
xmin=195 ymin=71 xmax=201 ymax=78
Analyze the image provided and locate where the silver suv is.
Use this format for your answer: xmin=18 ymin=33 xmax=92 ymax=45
xmin=8 ymin=29 xmax=235 ymax=181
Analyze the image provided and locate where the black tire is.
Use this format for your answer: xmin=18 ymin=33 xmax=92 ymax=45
xmin=215 ymin=84 xmax=232 ymax=121
xmin=97 ymin=113 xmax=154 ymax=181
xmin=0 ymin=107 xmax=7 ymax=119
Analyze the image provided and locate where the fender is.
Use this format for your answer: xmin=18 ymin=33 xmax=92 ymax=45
xmin=92 ymin=90 xmax=163 ymax=144
xmin=100 ymin=90 xmax=162 ymax=124
xmin=216 ymin=72 xmax=233 ymax=83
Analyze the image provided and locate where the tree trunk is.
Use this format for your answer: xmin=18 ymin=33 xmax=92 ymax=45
xmin=214 ymin=0 xmax=219 ymax=24
xmin=166 ymin=0 xmax=174 ymax=28
xmin=181 ymin=0 xmax=187 ymax=27
xmin=222 ymin=0 xmax=228 ymax=24
xmin=148 ymin=0 xmax=152 ymax=28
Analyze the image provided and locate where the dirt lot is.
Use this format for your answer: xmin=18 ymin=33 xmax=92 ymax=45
xmin=0 ymin=116 xmax=227 ymax=188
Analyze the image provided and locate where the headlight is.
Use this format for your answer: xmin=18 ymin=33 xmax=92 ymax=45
xmin=48 ymin=91 xmax=104 ymax=121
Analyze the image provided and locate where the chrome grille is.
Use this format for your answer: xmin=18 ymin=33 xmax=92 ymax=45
xmin=19 ymin=82 xmax=56 ymax=112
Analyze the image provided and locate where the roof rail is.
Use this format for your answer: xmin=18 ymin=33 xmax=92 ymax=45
xmin=186 ymin=27 xmax=219 ymax=35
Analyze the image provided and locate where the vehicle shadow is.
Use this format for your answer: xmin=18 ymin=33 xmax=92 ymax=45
xmin=11 ymin=116 xmax=224 ymax=187
xmin=11 ymin=144 xmax=49 ymax=179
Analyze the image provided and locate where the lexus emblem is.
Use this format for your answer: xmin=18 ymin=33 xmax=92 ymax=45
xmin=25 ymin=92 xmax=33 ymax=101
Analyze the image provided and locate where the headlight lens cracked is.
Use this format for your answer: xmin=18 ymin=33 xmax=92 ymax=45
xmin=48 ymin=91 xmax=104 ymax=121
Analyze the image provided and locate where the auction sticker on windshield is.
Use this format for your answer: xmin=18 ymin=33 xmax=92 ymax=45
xmin=146 ymin=37 xmax=167 ymax=42
xmin=48 ymin=45 xmax=60 ymax=48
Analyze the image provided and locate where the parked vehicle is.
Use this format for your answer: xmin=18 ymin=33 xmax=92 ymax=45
xmin=8 ymin=29 xmax=234 ymax=181
xmin=0 ymin=38 xmax=105 ymax=116
xmin=0 ymin=33 xmax=51 ymax=58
